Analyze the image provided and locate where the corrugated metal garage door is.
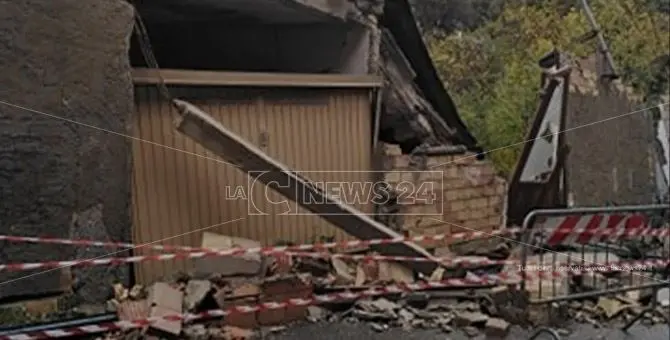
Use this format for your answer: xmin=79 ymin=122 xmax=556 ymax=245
xmin=131 ymin=69 xmax=379 ymax=283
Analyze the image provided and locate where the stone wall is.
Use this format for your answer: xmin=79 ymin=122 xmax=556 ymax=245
xmin=381 ymin=144 xmax=506 ymax=249
xmin=0 ymin=0 xmax=134 ymax=301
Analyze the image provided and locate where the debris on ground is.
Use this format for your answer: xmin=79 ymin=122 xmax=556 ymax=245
xmin=77 ymin=232 xmax=670 ymax=339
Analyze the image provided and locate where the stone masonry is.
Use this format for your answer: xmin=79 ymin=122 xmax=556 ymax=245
xmin=381 ymin=144 xmax=506 ymax=249
xmin=0 ymin=0 xmax=134 ymax=301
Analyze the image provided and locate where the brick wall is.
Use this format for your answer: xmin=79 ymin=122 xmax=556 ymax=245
xmin=380 ymin=144 xmax=506 ymax=248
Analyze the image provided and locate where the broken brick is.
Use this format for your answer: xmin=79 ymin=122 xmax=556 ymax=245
xmin=258 ymin=275 xmax=313 ymax=326
xmin=218 ymin=282 xmax=261 ymax=329
xmin=116 ymin=300 xmax=150 ymax=322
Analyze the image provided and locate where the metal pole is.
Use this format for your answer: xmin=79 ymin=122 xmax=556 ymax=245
xmin=578 ymin=0 xmax=619 ymax=79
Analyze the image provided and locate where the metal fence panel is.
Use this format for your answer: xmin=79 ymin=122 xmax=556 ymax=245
xmin=517 ymin=204 xmax=670 ymax=304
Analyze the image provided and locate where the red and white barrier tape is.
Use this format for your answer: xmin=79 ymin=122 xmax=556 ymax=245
xmin=0 ymin=228 xmax=519 ymax=253
xmin=0 ymin=229 xmax=521 ymax=272
xmin=0 ymin=250 xmax=506 ymax=272
xmin=0 ymin=273 xmax=515 ymax=340
xmin=1 ymin=225 xmax=665 ymax=254
xmin=3 ymin=245 xmax=668 ymax=273
xmin=543 ymin=214 xmax=669 ymax=246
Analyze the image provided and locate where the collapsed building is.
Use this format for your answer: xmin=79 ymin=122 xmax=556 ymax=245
xmin=0 ymin=0 xmax=504 ymax=302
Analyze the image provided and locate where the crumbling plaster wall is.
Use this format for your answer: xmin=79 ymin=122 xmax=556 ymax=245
xmin=381 ymin=144 xmax=505 ymax=249
xmin=0 ymin=0 xmax=134 ymax=302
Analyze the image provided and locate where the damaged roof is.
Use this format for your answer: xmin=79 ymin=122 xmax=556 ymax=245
xmin=381 ymin=0 xmax=482 ymax=153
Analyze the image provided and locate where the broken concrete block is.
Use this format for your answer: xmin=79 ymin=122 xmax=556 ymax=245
xmin=307 ymin=306 xmax=328 ymax=322
xmin=150 ymin=306 xmax=183 ymax=335
xmin=453 ymin=311 xmax=489 ymax=327
xmin=195 ymin=232 xmax=262 ymax=277
xmin=488 ymin=285 xmax=510 ymax=305
xmin=184 ymin=280 xmax=212 ymax=311
xmin=355 ymin=298 xmax=399 ymax=319
xmin=597 ymin=297 xmax=630 ymax=319
xmin=148 ymin=282 xmax=183 ymax=311
xmin=485 ymin=317 xmax=510 ymax=338
xmin=147 ymin=282 xmax=184 ymax=335
xmin=378 ymin=261 xmax=414 ymax=283
xmin=331 ymin=258 xmax=355 ymax=284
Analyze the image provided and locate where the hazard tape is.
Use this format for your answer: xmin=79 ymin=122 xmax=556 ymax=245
xmin=0 ymin=228 xmax=521 ymax=272
xmin=1 ymin=224 xmax=665 ymax=254
xmin=542 ymin=214 xmax=669 ymax=246
xmin=2 ymin=244 xmax=667 ymax=273
xmin=0 ymin=273 xmax=517 ymax=340
xmin=0 ymin=228 xmax=519 ymax=252
xmin=0 ymin=248 xmax=507 ymax=272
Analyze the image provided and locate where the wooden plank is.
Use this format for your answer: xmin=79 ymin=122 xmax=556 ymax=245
xmin=173 ymin=99 xmax=440 ymax=275
xmin=132 ymin=68 xmax=383 ymax=88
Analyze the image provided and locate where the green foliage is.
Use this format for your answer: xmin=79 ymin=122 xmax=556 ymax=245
xmin=427 ymin=0 xmax=670 ymax=176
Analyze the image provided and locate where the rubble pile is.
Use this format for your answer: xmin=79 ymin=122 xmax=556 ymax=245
xmin=89 ymin=232 xmax=669 ymax=339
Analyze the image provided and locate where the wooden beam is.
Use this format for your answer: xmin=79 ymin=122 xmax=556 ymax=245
xmin=132 ymin=68 xmax=382 ymax=88
xmin=173 ymin=99 xmax=440 ymax=275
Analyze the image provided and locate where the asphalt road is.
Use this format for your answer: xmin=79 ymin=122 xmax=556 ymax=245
xmin=266 ymin=321 xmax=670 ymax=340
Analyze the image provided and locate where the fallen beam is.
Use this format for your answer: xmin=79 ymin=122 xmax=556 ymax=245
xmin=173 ymin=99 xmax=440 ymax=275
